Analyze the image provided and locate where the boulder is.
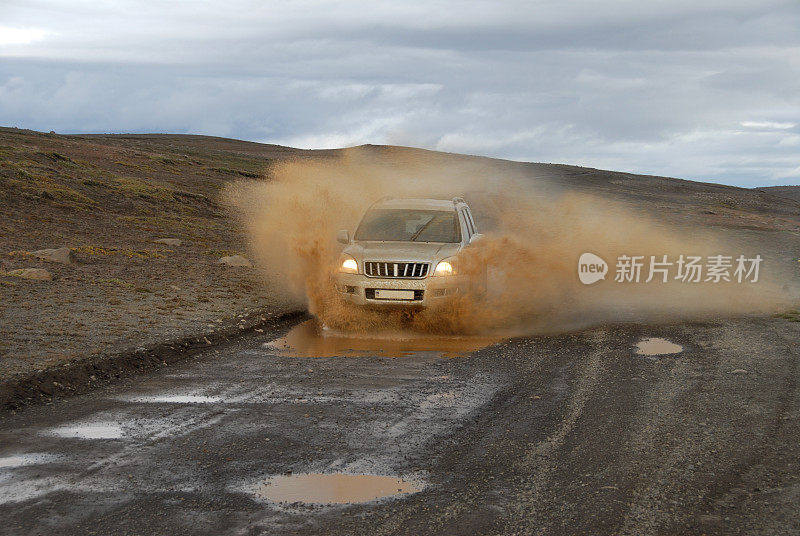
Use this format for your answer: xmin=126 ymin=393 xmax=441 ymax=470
xmin=8 ymin=268 xmax=53 ymax=281
xmin=154 ymin=238 xmax=182 ymax=247
xmin=218 ymin=255 xmax=253 ymax=267
xmin=32 ymin=247 xmax=74 ymax=264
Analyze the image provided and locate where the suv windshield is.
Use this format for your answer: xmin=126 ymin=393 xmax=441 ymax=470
xmin=354 ymin=209 xmax=461 ymax=243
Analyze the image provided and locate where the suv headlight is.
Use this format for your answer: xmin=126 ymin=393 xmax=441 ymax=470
xmin=433 ymin=257 xmax=456 ymax=276
xmin=338 ymin=254 xmax=358 ymax=274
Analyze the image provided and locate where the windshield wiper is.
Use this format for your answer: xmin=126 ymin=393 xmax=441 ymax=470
xmin=409 ymin=217 xmax=436 ymax=242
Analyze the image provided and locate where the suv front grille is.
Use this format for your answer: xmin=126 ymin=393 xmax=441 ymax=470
xmin=364 ymin=261 xmax=429 ymax=278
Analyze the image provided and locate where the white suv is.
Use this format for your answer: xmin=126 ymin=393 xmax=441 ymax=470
xmin=334 ymin=197 xmax=482 ymax=307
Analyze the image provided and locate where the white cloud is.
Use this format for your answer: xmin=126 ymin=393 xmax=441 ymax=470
xmin=0 ymin=1 xmax=799 ymax=186
xmin=740 ymin=121 xmax=796 ymax=129
xmin=0 ymin=26 xmax=48 ymax=45
xmin=271 ymin=115 xmax=408 ymax=149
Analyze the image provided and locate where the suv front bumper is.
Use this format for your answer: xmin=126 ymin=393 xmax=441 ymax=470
xmin=334 ymin=272 xmax=466 ymax=307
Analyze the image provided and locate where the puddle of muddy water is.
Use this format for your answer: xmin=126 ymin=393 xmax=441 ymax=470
xmin=45 ymin=423 xmax=125 ymax=440
xmin=125 ymin=395 xmax=222 ymax=404
xmin=264 ymin=320 xmax=500 ymax=358
xmin=0 ymin=453 xmax=61 ymax=468
xmin=636 ymin=337 xmax=683 ymax=356
xmin=255 ymin=473 xmax=421 ymax=504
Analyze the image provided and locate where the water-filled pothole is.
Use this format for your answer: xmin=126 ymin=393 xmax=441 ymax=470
xmin=636 ymin=337 xmax=683 ymax=356
xmin=255 ymin=473 xmax=422 ymax=504
xmin=0 ymin=453 xmax=62 ymax=468
xmin=126 ymin=394 xmax=222 ymax=404
xmin=265 ymin=320 xmax=500 ymax=358
xmin=45 ymin=422 xmax=125 ymax=439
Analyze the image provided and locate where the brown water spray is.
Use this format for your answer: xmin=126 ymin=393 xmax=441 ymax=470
xmin=223 ymin=148 xmax=788 ymax=336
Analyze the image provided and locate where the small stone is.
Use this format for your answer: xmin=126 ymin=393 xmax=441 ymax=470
xmin=155 ymin=238 xmax=182 ymax=247
xmin=728 ymin=369 xmax=750 ymax=375
xmin=218 ymin=255 xmax=253 ymax=267
xmin=7 ymin=268 xmax=53 ymax=281
xmin=32 ymin=247 xmax=74 ymax=264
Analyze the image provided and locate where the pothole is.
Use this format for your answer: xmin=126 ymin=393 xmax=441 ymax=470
xmin=254 ymin=473 xmax=422 ymax=504
xmin=0 ymin=453 xmax=62 ymax=468
xmin=636 ymin=337 xmax=683 ymax=356
xmin=45 ymin=422 xmax=125 ymax=440
xmin=125 ymin=395 xmax=223 ymax=404
xmin=265 ymin=320 xmax=500 ymax=358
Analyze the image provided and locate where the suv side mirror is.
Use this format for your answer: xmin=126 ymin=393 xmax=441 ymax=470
xmin=336 ymin=230 xmax=350 ymax=244
xmin=469 ymin=233 xmax=484 ymax=245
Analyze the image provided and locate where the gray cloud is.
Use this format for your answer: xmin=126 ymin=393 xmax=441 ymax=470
xmin=1 ymin=0 xmax=798 ymax=186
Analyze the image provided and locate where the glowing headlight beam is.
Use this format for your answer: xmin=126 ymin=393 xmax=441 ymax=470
xmin=340 ymin=257 xmax=358 ymax=274
xmin=434 ymin=260 xmax=454 ymax=276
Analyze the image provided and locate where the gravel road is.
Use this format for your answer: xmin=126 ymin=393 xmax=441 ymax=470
xmin=0 ymin=316 xmax=798 ymax=535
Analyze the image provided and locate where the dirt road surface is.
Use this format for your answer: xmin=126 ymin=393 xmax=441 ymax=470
xmin=1 ymin=316 xmax=798 ymax=535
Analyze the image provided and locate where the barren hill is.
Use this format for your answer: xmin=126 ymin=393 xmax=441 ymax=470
xmin=1 ymin=127 xmax=798 ymax=383
xmin=756 ymin=185 xmax=800 ymax=204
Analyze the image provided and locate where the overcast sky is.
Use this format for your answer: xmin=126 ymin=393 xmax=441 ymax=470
xmin=1 ymin=1 xmax=798 ymax=186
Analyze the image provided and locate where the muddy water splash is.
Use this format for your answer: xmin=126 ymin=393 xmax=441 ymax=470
xmin=224 ymin=148 xmax=788 ymax=336
xmin=265 ymin=320 xmax=500 ymax=358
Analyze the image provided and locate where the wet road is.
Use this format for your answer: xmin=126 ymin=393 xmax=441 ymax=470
xmin=0 ymin=317 xmax=799 ymax=535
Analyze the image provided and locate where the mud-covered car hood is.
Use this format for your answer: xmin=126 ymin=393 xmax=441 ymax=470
xmin=343 ymin=241 xmax=461 ymax=264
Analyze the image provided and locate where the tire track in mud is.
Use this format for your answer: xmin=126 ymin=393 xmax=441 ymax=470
xmin=345 ymin=331 xmax=608 ymax=536
xmin=500 ymin=329 xmax=610 ymax=536
xmin=619 ymin=319 xmax=800 ymax=536
xmin=366 ymin=344 xmax=550 ymax=536
xmin=350 ymin=320 xmax=800 ymax=536
xmin=1 ymin=317 xmax=798 ymax=535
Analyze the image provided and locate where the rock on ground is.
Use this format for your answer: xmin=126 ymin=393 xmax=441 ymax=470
xmin=154 ymin=238 xmax=182 ymax=247
xmin=218 ymin=255 xmax=253 ymax=267
xmin=8 ymin=268 xmax=53 ymax=281
xmin=32 ymin=247 xmax=74 ymax=264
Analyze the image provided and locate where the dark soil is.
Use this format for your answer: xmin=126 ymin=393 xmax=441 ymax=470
xmin=2 ymin=127 xmax=799 ymax=409
xmin=0 ymin=128 xmax=321 ymax=381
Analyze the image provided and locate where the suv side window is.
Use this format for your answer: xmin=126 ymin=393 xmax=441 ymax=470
xmin=461 ymin=207 xmax=476 ymax=236
xmin=467 ymin=208 xmax=477 ymax=233
xmin=458 ymin=208 xmax=470 ymax=240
